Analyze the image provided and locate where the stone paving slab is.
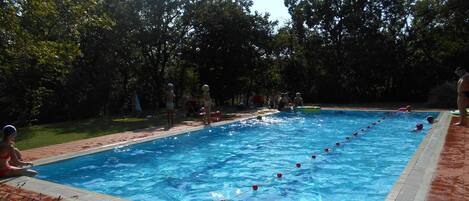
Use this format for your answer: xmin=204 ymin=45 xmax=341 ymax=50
xmin=4 ymin=176 xmax=128 ymax=201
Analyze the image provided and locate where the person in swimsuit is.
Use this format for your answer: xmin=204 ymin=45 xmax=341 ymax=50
xmin=426 ymin=116 xmax=435 ymax=124
xmin=455 ymin=67 xmax=469 ymax=126
xmin=411 ymin=123 xmax=424 ymax=132
xmin=202 ymin=84 xmax=211 ymax=125
xmin=293 ymin=92 xmax=304 ymax=107
xmin=278 ymin=93 xmax=292 ymax=111
xmin=166 ymin=83 xmax=176 ymax=129
xmin=0 ymin=125 xmax=37 ymax=178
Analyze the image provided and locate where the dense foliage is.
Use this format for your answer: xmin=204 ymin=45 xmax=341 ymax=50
xmin=1 ymin=0 xmax=468 ymax=125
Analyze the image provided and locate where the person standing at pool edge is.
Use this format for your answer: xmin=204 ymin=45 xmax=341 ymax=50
xmin=166 ymin=83 xmax=176 ymax=129
xmin=0 ymin=125 xmax=37 ymax=177
xmin=455 ymin=67 xmax=469 ymax=126
xmin=294 ymin=92 xmax=304 ymax=107
xmin=202 ymin=84 xmax=211 ymax=125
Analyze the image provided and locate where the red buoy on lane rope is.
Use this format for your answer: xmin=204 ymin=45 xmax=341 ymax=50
xmin=296 ymin=163 xmax=301 ymax=168
xmin=277 ymin=173 xmax=283 ymax=178
xmin=252 ymin=185 xmax=259 ymax=191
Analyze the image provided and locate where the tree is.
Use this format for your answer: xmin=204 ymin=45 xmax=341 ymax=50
xmin=185 ymin=0 xmax=275 ymax=104
xmin=0 ymin=0 xmax=111 ymax=125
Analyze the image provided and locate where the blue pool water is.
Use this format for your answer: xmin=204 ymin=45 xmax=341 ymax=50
xmin=35 ymin=110 xmax=438 ymax=201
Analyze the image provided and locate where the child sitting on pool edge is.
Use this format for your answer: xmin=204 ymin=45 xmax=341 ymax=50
xmin=0 ymin=125 xmax=37 ymax=178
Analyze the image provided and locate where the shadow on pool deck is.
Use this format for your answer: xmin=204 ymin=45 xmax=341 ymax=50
xmin=426 ymin=117 xmax=469 ymax=201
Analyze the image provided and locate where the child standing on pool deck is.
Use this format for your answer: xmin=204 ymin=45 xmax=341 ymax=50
xmin=202 ymin=84 xmax=211 ymax=125
xmin=166 ymin=83 xmax=176 ymax=129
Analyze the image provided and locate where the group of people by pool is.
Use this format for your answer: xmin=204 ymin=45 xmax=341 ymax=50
xmin=397 ymin=105 xmax=438 ymax=132
xmin=166 ymin=83 xmax=306 ymax=128
xmin=166 ymin=83 xmax=216 ymax=129
xmin=273 ymin=92 xmax=304 ymax=111
xmin=396 ymin=105 xmax=436 ymax=132
xmin=0 ymin=125 xmax=37 ymax=178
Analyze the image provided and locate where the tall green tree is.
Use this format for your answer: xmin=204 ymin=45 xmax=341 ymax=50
xmin=186 ymin=0 xmax=275 ymax=104
xmin=0 ymin=0 xmax=111 ymax=124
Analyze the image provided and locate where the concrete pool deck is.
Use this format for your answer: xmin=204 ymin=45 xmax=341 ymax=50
xmin=0 ymin=108 xmax=458 ymax=200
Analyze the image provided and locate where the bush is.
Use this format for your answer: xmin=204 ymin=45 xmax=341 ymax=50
xmin=426 ymin=81 xmax=457 ymax=108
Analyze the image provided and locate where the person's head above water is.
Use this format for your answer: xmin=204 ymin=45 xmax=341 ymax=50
xmin=2 ymin=125 xmax=17 ymax=142
xmin=426 ymin=116 xmax=435 ymax=124
xmin=296 ymin=92 xmax=301 ymax=97
xmin=416 ymin=123 xmax=424 ymax=130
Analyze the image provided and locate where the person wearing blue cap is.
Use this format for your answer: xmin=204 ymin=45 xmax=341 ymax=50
xmin=0 ymin=125 xmax=37 ymax=177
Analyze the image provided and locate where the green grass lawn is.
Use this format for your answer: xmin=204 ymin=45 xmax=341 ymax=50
xmin=15 ymin=114 xmax=197 ymax=150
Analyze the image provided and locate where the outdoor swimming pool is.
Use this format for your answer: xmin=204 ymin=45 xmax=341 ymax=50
xmin=35 ymin=110 xmax=438 ymax=201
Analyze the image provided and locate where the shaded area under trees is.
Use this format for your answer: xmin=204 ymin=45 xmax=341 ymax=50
xmin=1 ymin=0 xmax=468 ymax=125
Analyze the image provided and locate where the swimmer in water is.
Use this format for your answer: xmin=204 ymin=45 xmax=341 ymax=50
xmin=426 ymin=116 xmax=436 ymax=124
xmin=412 ymin=123 xmax=424 ymax=132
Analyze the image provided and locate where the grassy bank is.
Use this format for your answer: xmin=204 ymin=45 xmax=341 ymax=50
xmin=14 ymin=114 xmax=198 ymax=150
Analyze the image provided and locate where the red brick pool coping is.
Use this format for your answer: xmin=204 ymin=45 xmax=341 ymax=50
xmin=0 ymin=183 xmax=57 ymax=201
xmin=426 ymin=117 xmax=469 ymax=201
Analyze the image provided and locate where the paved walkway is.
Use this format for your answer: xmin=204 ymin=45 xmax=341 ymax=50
xmin=427 ymin=117 xmax=469 ymax=201
xmin=0 ymin=183 xmax=56 ymax=201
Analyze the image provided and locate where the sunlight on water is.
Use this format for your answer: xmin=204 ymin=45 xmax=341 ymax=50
xmin=35 ymin=110 xmax=438 ymax=201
